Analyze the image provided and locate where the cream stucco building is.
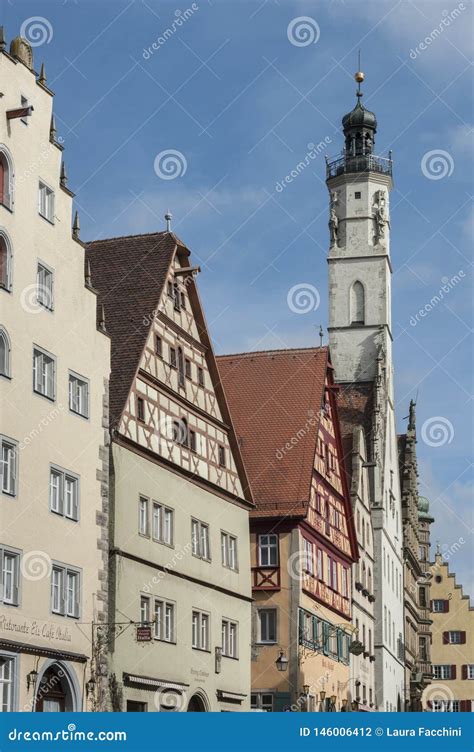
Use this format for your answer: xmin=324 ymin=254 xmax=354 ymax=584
xmin=86 ymin=232 xmax=253 ymax=712
xmin=0 ymin=33 xmax=110 ymax=712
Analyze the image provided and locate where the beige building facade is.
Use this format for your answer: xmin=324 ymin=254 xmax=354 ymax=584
xmin=0 ymin=34 xmax=110 ymax=712
xmin=87 ymin=232 xmax=253 ymax=712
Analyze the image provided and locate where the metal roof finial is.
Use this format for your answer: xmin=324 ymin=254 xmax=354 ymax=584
xmin=165 ymin=211 xmax=172 ymax=232
xmin=355 ymin=50 xmax=364 ymax=99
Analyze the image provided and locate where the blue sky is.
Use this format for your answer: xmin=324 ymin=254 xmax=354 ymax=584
xmin=4 ymin=0 xmax=472 ymax=589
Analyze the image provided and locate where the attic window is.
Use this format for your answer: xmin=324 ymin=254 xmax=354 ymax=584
xmin=155 ymin=335 xmax=162 ymax=357
xmin=167 ymin=281 xmax=173 ymax=297
xmin=173 ymin=282 xmax=181 ymax=311
xmin=169 ymin=347 xmax=177 ymax=369
xmin=137 ymin=396 xmax=145 ymax=422
xmin=198 ymin=367 xmax=205 ymax=388
xmin=218 ymin=444 xmax=226 ymax=468
xmin=185 ymin=358 xmax=192 ymax=379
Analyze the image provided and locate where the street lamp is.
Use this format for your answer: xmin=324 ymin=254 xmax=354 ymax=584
xmin=86 ymin=677 xmax=96 ymax=698
xmin=275 ymin=650 xmax=289 ymax=672
xmin=26 ymin=669 xmax=38 ymax=692
xmin=351 ymin=699 xmax=359 ymax=711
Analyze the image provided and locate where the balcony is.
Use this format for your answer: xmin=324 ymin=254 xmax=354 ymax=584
xmin=326 ymin=153 xmax=393 ymax=179
xmin=252 ymin=566 xmax=281 ymax=591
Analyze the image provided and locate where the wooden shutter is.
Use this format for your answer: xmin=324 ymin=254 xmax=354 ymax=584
xmin=460 ymin=631 xmax=466 ymax=644
xmin=430 ymin=600 xmax=433 ymax=611
xmin=451 ymin=665 xmax=456 ymax=679
xmin=462 ymin=665 xmax=467 ymax=679
xmin=12 ymin=554 xmax=19 ymax=605
xmin=460 ymin=700 xmax=470 ymax=712
xmin=443 ymin=631 xmax=449 ymax=644
xmin=444 ymin=600 xmax=450 ymax=613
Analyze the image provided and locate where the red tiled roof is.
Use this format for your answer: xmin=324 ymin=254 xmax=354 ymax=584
xmin=86 ymin=232 xmax=182 ymax=426
xmin=216 ymin=348 xmax=328 ymax=517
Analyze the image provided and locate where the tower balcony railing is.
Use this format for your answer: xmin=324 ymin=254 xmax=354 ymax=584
xmin=326 ymin=152 xmax=393 ymax=179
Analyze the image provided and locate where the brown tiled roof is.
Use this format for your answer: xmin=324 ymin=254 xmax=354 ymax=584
xmin=216 ymin=348 xmax=328 ymax=517
xmin=85 ymin=231 xmax=185 ymax=427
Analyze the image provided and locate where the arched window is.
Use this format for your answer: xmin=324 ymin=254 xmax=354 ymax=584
xmin=0 ymin=231 xmax=12 ymax=290
xmin=0 ymin=327 xmax=11 ymax=377
xmin=350 ymin=281 xmax=365 ymax=325
xmin=0 ymin=149 xmax=13 ymax=210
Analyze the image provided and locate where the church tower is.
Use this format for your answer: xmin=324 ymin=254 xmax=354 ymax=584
xmin=326 ymin=70 xmax=393 ymax=385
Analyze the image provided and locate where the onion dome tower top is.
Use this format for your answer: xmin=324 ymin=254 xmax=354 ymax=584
xmin=342 ymin=66 xmax=377 ymax=157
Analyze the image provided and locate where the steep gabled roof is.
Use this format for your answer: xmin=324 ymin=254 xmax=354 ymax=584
xmin=86 ymin=232 xmax=181 ymax=426
xmin=216 ymin=347 xmax=328 ymax=517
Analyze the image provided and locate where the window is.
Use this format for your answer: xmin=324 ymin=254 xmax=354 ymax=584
xmin=433 ymin=665 xmax=454 ymax=680
xmin=341 ymin=566 xmax=348 ymax=598
xmin=177 ymin=347 xmax=185 ymax=387
xmin=258 ymin=609 xmax=277 ymax=643
xmin=355 ymin=191 xmax=361 ymax=199
xmin=154 ymin=599 xmax=175 ymax=642
xmin=191 ymin=519 xmax=210 ymax=560
xmin=155 ymin=335 xmax=162 ymax=357
xmin=446 ymin=631 xmax=464 ymax=644
xmin=185 ymin=359 xmax=192 ymax=379
xmin=140 ymin=595 xmax=150 ymax=624
xmin=136 ymin=396 xmax=145 ymax=423
xmin=303 ymin=539 xmax=314 ymax=575
xmin=419 ymin=636 xmax=428 ymax=661
xmin=316 ymin=548 xmax=323 ymax=580
xmin=49 ymin=467 xmax=79 ymax=520
xmin=419 ymin=586 xmax=427 ymax=607
xmin=33 ymin=347 xmax=55 ymax=400
xmin=0 ymin=150 xmax=13 ymax=210
xmin=432 ymin=599 xmax=449 ymax=613
xmin=218 ymin=444 xmax=226 ymax=468
xmin=432 ymin=700 xmax=460 ymax=712
xmin=51 ymin=565 xmax=80 ymax=618
xmin=152 ymin=502 xmax=173 ymax=545
xmin=0 ymin=328 xmax=11 ymax=377
xmin=197 ymin=367 xmax=204 ymax=387
xmin=126 ymin=700 xmax=147 ymax=712
xmin=167 ymin=281 xmax=173 ymax=298
xmin=0 ymin=547 xmax=20 ymax=605
xmin=222 ymin=619 xmax=238 ymax=658
xmin=36 ymin=263 xmax=53 ymax=310
xmin=69 ymin=372 xmax=89 ymax=418
xmin=328 ymin=557 xmax=338 ymax=590
xmin=189 ymin=430 xmax=197 ymax=453
xmin=251 ymin=693 xmax=273 ymax=712
xmin=138 ymin=496 xmax=149 ymax=536
xmin=1 ymin=437 xmax=17 ymax=496
xmin=350 ymin=280 xmax=365 ymax=325
xmin=467 ymin=665 xmax=474 ymax=680
xmin=221 ymin=532 xmax=238 ymax=570
xmin=0 ymin=654 xmax=16 ymax=711
xmin=0 ymin=234 xmax=12 ymax=291
xmin=169 ymin=347 xmax=177 ymax=369
xmin=38 ymin=181 xmax=54 ymax=222
xmin=192 ymin=610 xmax=209 ymax=650
xmin=258 ymin=534 xmax=278 ymax=566
xmin=173 ymin=281 xmax=181 ymax=311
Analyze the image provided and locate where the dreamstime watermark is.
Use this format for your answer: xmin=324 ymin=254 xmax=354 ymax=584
xmin=421 ymin=149 xmax=454 ymax=180
xmin=287 ymin=283 xmax=320 ymax=314
xmin=287 ymin=16 xmax=320 ymax=47
xmin=142 ymin=5 xmax=199 ymax=59
xmin=154 ymin=686 xmax=188 ymax=711
xmin=409 ymin=3 xmax=466 ymax=59
xmin=20 ymin=16 xmax=53 ymax=47
xmin=276 ymin=410 xmax=317 ymax=460
xmin=19 ymin=404 xmax=65 ymax=451
xmin=409 ymin=270 xmax=465 ymax=326
xmin=20 ymin=284 xmax=52 ymax=314
xmin=421 ymin=416 xmax=454 ymax=447
xmin=21 ymin=551 xmax=52 ymax=581
xmin=154 ymin=149 xmax=187 ymax=180
xmin=421 ymin=682 xmax=454 ymax=711
xmin=17 ymin=139 xmax=65 ymax=185
xmin=275 ymin=138 xmax=332 ymax=193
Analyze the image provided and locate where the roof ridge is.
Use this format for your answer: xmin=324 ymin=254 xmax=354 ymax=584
xmin=86 ymin=230 xmax=171 ymax=245
xmin=217 ymin=346 xmax=327 ymax=360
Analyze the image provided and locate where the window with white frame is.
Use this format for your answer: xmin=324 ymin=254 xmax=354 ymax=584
xmin=69 ymin=372 xmax=89 ymax=418
xmin=341 ymin=566 xmax=348 ymax=598
xmin=432 ymin=700 xmax=460 ymax=712
xmin=0 ymin=547 xmax=20 ymax=606
xmin=191 ymin=519 xmax=210 ymax=560
xmin=0 ymin=150 xmax=13 ymax=210
xmin=0 ymin=654 xmax=16 ymax=711
xmin=140 ymin=595 xmax=150 ymax=625
xmin=36 ymin=263 xmax=53 ymax=310
xmin=316 ymin=548 xmax=323 ymax=580
xmin=258 ymin=534 xmax=278 ymax=566
xmin=1 ymin=437 xmax=17 ymax=497
xmin=467 ymin=665 xmax=474 ymax=680
xmin=303 ymin=539 xmax=314 ymax=575
xmin=222 ymin=619 xmax=238 ymax=658
xmin=33 ymin=347 xmax=55 ymax=400
xmin=251 ymin=693 xmax=273 ymax=712
xmin=152 ymin=503 xmax=173 ymax=545
xmin=432 ymin=599 xmax=448 ymax=613
xmin=433 ymin=665 xmax=454 ymax=680
xmin=447 ymin=631 xmax=463 ymax=644
xmin=51 ymin=565 xmax=80 ymax=618
xmin=49 ymin=466 xmax=79 ymax=520
xmin=258 ymin=608 xmax=277 ymax=643
xmin=138 ymin=496 xmax=149 ymax=536
xmin=221 ymin=532 xmax=237 ymax=570
xmin=192 ymin=610 xmax=209 ymax=651
xmin=0 ymin=234 xmax=12 ymax=291
xmin=154 ymin=599 xmax=175 ymax=642
xmin=38 ymin=181 xmax=54 ymax=222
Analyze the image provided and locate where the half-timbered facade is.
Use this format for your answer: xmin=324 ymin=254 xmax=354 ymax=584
xmin=217 ymin=347 xmax=358 ymax=712
xmin=86 ymin=231 xmax=253 ymax=712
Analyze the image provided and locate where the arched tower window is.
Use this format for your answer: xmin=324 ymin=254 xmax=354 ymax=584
xmin=350 ymin=281 xmax=365 ymax=325
xmin=0 ymin=231 xmax=12 ymax=290
xmin=0 ymin=327 xmax=11 ymax=377
xmin=0 ymin=149 xmax=13 ymax=210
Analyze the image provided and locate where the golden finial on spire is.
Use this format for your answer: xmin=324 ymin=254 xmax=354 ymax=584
xmin=355 ymin=50 xmax=364 ymax=97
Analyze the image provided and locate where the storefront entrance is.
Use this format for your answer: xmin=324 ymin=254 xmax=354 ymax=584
xmin=34 ymin=662 xmax=79 ymax=712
